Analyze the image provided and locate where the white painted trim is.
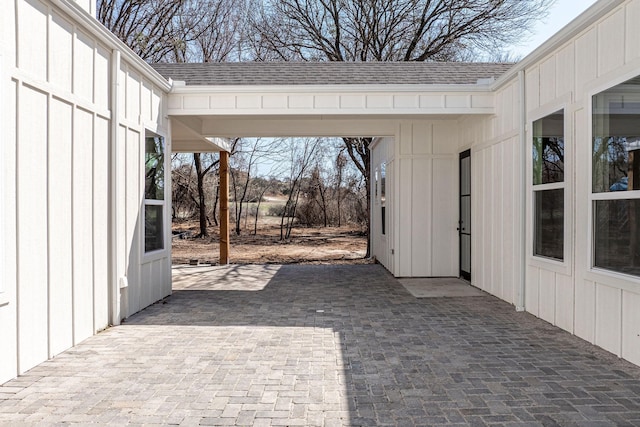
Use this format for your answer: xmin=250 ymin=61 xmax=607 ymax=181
xmin=109 ymin=49 xmax=120 ymax=326
xmin=527 ymin=103 xmax=573 ymax=277
xmin=517 ymin=70 xmax=527 ymax=312
xmin=591 ymin=190 xmax=640 ymax=200
xmin=9 ymin=68 xmax=111 ymax=119
xmin=585 ymin=74 xmax=640 ymax=290
xmin=171 ymin=84 xmax=495 ymax=95
xmin=141 ymin=131 xmax=169 ymax=264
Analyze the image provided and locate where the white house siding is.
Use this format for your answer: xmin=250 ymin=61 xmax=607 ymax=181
xmin=115 ymin=60 xmax=172 ymax=319
xmin=370 ymin=137 xmax=394 ymax=272
xmin=519 ymin=0 xmax=640 ymax=366
xmin=395 ymin=121 xmax=458 ymax=278
xmin=0 ymin=0 xmax=171 ymax=384
xmin=0 ymin=0 xmax=18 ymax=384
xmin=461 ymin=80 xmax=524 ymax=307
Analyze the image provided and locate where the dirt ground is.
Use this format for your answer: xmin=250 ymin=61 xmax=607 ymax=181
xmin=172 ymin=216 xmax=370 ymax=265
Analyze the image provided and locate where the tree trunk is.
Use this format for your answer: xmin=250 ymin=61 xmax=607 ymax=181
xmin=212 ymin=183 xmax=219 ymax=226
xmin=194 ymin=153 xmax=209 ymax=237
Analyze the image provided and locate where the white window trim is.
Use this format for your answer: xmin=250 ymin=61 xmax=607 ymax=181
xmin=528 ymin=107 xmax=572 ymax=275
xmin=142 ymin=132 xmax=168 ymax=263
xmin=586 ymin=78 xmax=640 ymax=285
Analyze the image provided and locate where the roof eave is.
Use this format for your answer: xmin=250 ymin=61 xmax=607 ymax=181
xmin=169 ymin=82 xmax=496 ymax=94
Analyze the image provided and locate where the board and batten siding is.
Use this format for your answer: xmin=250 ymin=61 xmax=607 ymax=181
xmin=394 ymin=121 xmax=458 ymax=278
xmin=520 ymin=0 xmax=640 ymax=366
xmin=0 ymin=0 xmax=171 ymax=384
xmin=457 ymin=79 xmax=524 ymax=307
xmin=370 ymin=137 xmax=394 ymax=272
xmin=115 ymin=60 xmax=172 ymax=318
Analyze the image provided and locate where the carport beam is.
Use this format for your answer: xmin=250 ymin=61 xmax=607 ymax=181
xmin=220 ymin=151 xmax=230 ymax=265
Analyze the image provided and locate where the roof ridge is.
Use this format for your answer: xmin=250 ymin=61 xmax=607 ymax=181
xmin=151 ymin=62 xmax=514 ymax=86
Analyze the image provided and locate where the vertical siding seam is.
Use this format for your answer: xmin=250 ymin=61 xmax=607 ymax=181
xmin=14 ymin=79 xmax=21 ymax=375
xmin=46 ymin=91 xmax=51 ymax=359
xmin=45 ymin=4 xmax=53 ymax=360
xmin=618 ymin=288 xmax=623 ymax=357
xmin=91 ymin=112 xmax=96 ymax=335
xmin=70 ymin=103 xmax=76 ymax=345
xmin=14 ymin=0 xmax=20 ymax=70
xmin=109 ymin=50 xmax=118 ymax=325
xmin=518 ymin=70 xmax=527 ymax=311
xmin=553 ymin=273 xmax=558 ymax=327
xmin=592 ymin=282 xmax=597 ymax=344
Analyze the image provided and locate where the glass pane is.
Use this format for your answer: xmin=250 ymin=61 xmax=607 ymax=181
xmin=534 ymin=189 xmax=564 ymax=260
xmin=461 ymin=234 xmax=471 ymax=272
xmin=145 ymin=136 xmax=164 ymax=200
xmin=460 ymin=156 xmax=471 ymax=196
xmin=461 ymin=195 xmax=471 ymax=233
xmin=533 ymin=110 xmax=564 ymax=185
xmin=380 ymin=163 xmax=386 ymax=207
xmin=593 ymin=77 xmax=640 ymax=193
xmin=594 ymin=199 xmax=640 ymax=277
xmin=145 ymin=204 xmax=164 ymax=252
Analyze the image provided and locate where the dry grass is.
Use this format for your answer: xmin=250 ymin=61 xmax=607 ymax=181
xmin=172 ymin=216 xmax=369 ymax=265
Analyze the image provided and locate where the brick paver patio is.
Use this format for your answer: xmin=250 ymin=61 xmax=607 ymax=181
xmin=1 ymin=264 xmax=639 ymax=426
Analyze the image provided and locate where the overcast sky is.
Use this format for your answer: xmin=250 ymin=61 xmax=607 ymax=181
xmin=509 ymin=0 xmax=599 ymax=59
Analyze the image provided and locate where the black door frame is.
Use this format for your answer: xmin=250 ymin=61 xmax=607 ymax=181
xmin=459 ymin=150 xmax=471 ymax=281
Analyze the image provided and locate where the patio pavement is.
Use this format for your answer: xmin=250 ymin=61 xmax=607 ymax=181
xmin=1 ymin=264 xmax=640 ymax=426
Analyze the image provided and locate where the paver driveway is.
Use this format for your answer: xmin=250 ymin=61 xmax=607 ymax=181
xmin=1 ymin=264 xmax=640 ymax=426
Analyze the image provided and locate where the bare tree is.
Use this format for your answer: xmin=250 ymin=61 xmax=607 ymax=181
xmin=280 ymin=138 xmax=322 ymax=240
xmin=169 ymin=0 xmax=246 ymax=62
xmin=192 ymin=153 xmax=218 ymax=237
xmin=335 ymin=151 xmax=347 ymax=227
xmin=251 ymin=178 xmax=272 ymax=235
xmin=97 ymin=0 xmax=245 ymax=63
xmin=230 ymin=138 xmax=284 ymax=235
xmin=249 ymin=0 xmax=553 ymax=62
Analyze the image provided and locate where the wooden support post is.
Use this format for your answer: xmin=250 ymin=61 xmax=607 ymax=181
xmin=219 ymin=151 xmax=230 ymax=265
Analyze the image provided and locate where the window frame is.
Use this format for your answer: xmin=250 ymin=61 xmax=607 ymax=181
xmin=142 ymin=131 xmax=168 ymax=261
xmin=588 ymin=75 xmax=640 ymax=282
xmin=528 ymin=106 xmax=572 ymax=273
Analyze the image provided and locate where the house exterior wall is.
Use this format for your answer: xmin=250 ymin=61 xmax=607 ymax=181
xmin=0 ymin=0 xmax=171 ymax=384
xmin=371 ymin=137 xmax=394 ymax=271
xmin=453 ymin=0 xmax=640 ymax=367
xmin=115 ymin=59 xmax=172 ymax=319
xmin=395 ymin=121 xmax=459 ymax=277
xmin=370 ymin=121 xmax=459 ymax=278
xmin=458 ymin=79 xmax=525 ymax=307
xmin=515 ymin=0 xmax=640 ymax=366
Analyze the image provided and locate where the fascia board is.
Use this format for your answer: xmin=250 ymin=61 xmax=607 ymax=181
xmin=492 ymin=0 xmax=626 ymax=90
xmin=170 ymin=83 xmax=495 ymax=94
xmin=51 ymin=0 xmax=172 ymax=92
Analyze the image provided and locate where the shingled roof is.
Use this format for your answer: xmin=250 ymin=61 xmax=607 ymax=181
xmin=151 ymin=62 xmax=513 ymax=86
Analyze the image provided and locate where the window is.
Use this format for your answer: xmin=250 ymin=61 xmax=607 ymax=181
xmin=592 ymin=77 xmax=640 ymax=277
xmin=532 ymin=110 xmax=565 ymax=260
xmin=144 ymin=134 xmax=165 ymax=253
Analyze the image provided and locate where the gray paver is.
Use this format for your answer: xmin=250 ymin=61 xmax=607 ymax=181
xmin=1 ymin=264 xmax=640 ymax=426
